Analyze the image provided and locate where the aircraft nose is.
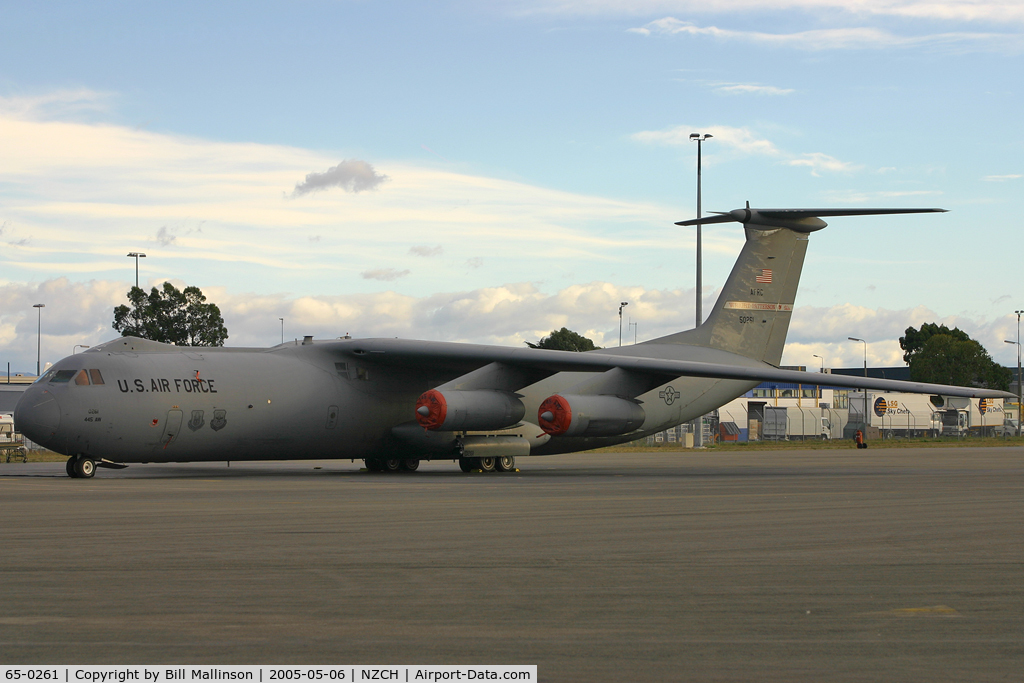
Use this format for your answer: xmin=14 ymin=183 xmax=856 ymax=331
xmin=14 ymin=389 xmax=62 ymax=441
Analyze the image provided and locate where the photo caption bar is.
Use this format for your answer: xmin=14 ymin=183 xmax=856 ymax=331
xmin=1 ymin=667 xmax=536 ymax=683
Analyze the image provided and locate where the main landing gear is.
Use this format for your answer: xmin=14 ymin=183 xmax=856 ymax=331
xmin=458 ymin=455 xmax=516 ymax=473
xmin=363 ymin=456 xmax=517 ymax=473
xmin=364 ymin=457 xmax=420 ymax=472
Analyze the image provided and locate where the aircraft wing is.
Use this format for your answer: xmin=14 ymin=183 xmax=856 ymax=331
xmin=333 ymin=338 xmax=1012 ymax=399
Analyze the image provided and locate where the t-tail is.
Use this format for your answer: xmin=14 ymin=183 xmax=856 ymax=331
xmin=649 ymin=206 xmax=947 ymax=365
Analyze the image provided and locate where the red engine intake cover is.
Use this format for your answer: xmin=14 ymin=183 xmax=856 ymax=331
xmin=538 ymin=394 xmax=572 ymax=435
xmin=415 ymin=389 xmax=448 ymax=430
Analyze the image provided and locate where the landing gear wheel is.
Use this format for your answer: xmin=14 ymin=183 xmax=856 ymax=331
xmin=458 ymin=458 xmax=474 ymax=473
xmin=496 ymin=455 xmax=516 ymax=472
xmin=74 ymin=457 xmax=96 ymax=478
xmin=477 ymin=457 xmax=496 ymax=473
xmin=383 ymin=458 xmax=403 ymax=472
xmin=365 ymin=458 xmax=383 ymax=472
xmin=66 ymin=458 xmax=78 ymax=478
xmin=401 ymin=458 xmax=420 ymax=471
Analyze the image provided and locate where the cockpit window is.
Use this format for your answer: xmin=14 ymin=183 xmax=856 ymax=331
xmin=74 ymin=370 xmax=90 ymax=386
xmin=49 ymin=370 xmax=77 ymax=383
xmin=89 ymin=369 xmax=104 ymax=385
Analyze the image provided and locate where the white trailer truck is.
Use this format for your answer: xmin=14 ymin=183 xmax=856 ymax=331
xmin=851 ymin=393 xmax=1004 ymax=438
xmin=762 ymin=406 xmax=833 ymax=440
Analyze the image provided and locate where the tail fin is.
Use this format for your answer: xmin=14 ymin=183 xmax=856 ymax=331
xmin=650 ymin=207 xmax=946 ymax=366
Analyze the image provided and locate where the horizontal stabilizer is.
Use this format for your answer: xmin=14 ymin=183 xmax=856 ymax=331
xmin=677 ymin=207 xmax=947 ymax=232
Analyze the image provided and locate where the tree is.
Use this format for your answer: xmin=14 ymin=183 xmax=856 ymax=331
xmin=899 ymin=323 xmax=970 ymax=365
xmin=525 ymin=327 xmax=600 ymax=352
xmin=904 ymin=330 xmax=1009 ymax=391
xmin=113 ymin=282 xmax=228 ymax=347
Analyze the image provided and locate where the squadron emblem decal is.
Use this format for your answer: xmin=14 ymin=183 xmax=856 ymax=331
xmin=210 ymin=409 xmax=227 ymax=431
xmin=187 ymin=410 xmax=205 ymax=432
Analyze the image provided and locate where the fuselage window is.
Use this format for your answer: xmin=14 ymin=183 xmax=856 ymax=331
xmin=49 ymin=370 xmax=77 ymax=383
xmin=89 ymin=369 xmax=105 ymax=385
xmin=74 ymin=370 xmax=91 ymax=386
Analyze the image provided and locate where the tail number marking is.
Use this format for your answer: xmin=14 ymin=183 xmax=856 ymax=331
xmin=724 ymin=302 xmax=793 ymax=312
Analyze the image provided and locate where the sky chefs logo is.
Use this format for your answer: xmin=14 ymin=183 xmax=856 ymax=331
xmin=873 ymin=397 xmax=889 ymax=417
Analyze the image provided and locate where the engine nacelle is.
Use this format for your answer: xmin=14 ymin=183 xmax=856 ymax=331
xmin=537 ymin=394 xmax=646 ymax=437
xmin=415 ymin=389 xmax=525 ymax=431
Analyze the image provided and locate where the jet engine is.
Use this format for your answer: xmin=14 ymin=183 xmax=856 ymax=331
xmin=537 ymin=394 xmax=645 ymax=437
xmin=415 ymin=389 xmax=525 ymax=431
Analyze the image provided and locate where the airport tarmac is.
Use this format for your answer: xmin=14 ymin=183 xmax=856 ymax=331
xmin=1 ymin=448 xmax=1022 ymax=681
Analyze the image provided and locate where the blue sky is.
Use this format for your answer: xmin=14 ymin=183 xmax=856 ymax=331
xmin=1 ymin=1 xmax=1022 ymax=373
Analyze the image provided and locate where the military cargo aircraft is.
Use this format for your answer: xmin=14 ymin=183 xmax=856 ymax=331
xmin=14 ymin=206 xmax=1009 ymax=478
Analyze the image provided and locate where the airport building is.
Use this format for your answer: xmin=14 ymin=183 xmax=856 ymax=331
xmin=1 ymin=373 xmax=36 ymax=413
xmin=648 ymin=367 xmax=1013 ymax=445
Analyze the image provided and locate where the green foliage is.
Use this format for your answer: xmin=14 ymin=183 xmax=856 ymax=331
xmin=525 ymin=327 xmax=600 ymax=352
xmin=899 ymin=323 xmax=970 ymax=365
xmin=907 ymin=332 xmax=1010 ymax=391
xmin=113 ymin=282 xmax=228 ymax=347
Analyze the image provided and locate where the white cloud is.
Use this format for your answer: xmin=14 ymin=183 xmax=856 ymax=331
xmin=631 ymin=124 xmax=781 ymax=156
xmin=787 ymin=153 xmax=862 ymax=176
xmin=628 ymin=16 xmax=1021 ymax=51
xmin=361 ymin=268 xmax=411 ymax=281
xmin=4 ymin=277 xmax=1019 ymax=377
xmin=784 ymin=303 xmax=1021 ymax=368
xmin=982 ymin=174 xmax=1022 ymax=181
xmin=409 ymin=245 xmax=443 ymax=257
xmin=527 ymin=1 xmax=1024 ymax=25
xmin=0 ymin=94 xmax=684 ymax=299
xmin=0 ymin=88 xmax=113 ymax=120
xmin=632 ymin=123 xmax=862 ymax=176
xmin=714 ymin=83 xmax=795 ymax=96
xmin=821 ymin=189 xmax=942 ymax=203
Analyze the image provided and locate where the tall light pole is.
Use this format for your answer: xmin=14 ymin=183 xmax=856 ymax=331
xmin=280 ymin=318 xmax=285 ymax=345
xmin=618 ymin=302 xmax=628 ymax=347
xmin=126 ymin=252 xmax=147 ymax=289
xmin=1006 ymin=311 xmax=1022 ymax=437
xmin=849 ymin=337 xmax=868 ymax=437
xmin=848 ymin=337 xmax=867 ymax=376
xmin=1011 ymin=311 xmax=1019 ymax=438
xmin=1003 ymin=339 xmax=1020 ymax=435
xmin=33 ymin=303 xmax=45 ymax=376
xmin=689 ymin=132 xmax=712 ymax=327
xmin=812 ymin=354 xmax=824 ymax=373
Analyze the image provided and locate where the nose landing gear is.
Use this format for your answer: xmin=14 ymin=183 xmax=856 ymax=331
xmin=66 ymin=456 xmax=96 ymax=478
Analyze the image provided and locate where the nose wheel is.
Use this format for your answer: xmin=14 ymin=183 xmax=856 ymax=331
xmin=66 ymin=456 xmax=96 ymax=478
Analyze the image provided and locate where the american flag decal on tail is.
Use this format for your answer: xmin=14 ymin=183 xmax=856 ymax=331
xmin=755 ymin=268 xmax=772 ymax=283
